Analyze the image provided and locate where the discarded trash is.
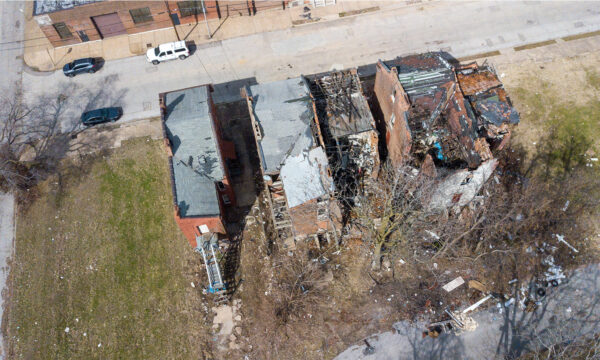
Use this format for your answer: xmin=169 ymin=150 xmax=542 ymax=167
xmin=462 ymin=294 xmax=493 ymax=314
xmin=64 ymin=327 xmax=70 ymax=333
xmin=191 ymin=282 xmax=195 ymax=288
xmin=504 ymin=298 xmax=515 ymax=307
xmin=453 ymin=313 xmax=478 ymax=332
xmin=362 ymin=340 xmax=375 ymax=355
xmin=525 ymin=299 xmax=537 ymax=312
xmin=399 ymin=259 xmax=406 ymax=265
xmin=562 ymin=200 xmax=570 ymax=211
xmin=566 ymin=307 xmax=572 ymax=313
xmin=508 ymin=279 xmax=518 ymax=285
xmin=553 ymin=234 xmax=578 ymax=253
xmin=468 ymin=280 xmax=488 ymax=293
xmin=425 ymin=230 xmax=440 ymax=240
xmin=443 ymin=276 xmax=465 ymax=292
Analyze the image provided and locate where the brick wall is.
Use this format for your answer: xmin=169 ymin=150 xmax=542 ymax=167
xmin=289 ymin=198 xmax=341 ymax=239
xmin=174 ymin=210 xmax=226 ymax=248
xmin=167 ymin=0 xmax=219 ymax=24
xmin=374 ymin=61 xmax=412 ymax=167
xmin=208 ymin=88 xmax=237 ymax=208
xmin=37 ymin=0 xmax=171 ymax=47
xmin=37 ymin=0 xmax=290 ymax=47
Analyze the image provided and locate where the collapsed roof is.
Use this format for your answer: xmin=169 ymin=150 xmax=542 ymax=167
xmin=314 ymin=70 xmax=377 ymax=138
xmin=246 ymin=78 xmax=315 ymax=174
xmin=280 ymin=147 xmax=334 ymax=208
xmin=383 ymin=52 xmax=519 ymax=169
xmin=246 ymin=77 xmax=335 ymax=208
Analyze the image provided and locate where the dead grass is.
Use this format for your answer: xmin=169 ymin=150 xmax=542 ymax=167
xmin=339 ymin=7 xmax=380 ymax=18
xmin=496 ymin=50 xmax=600 ymax=250
xmin=6 ymin=138 xmax=213 ymax=359
xmin=457 ymin=50 xmax=501 ymax=62
xmin=496 ymin=51 xmax=600 ymax=162
xmin=514 ymin=40 xmax=557 ymax=52
xmin=562 ymin=30 xmax=600 ymax=42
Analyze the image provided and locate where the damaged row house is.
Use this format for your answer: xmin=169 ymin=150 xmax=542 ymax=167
xmin=374 ymin=52 xmax=519 ymax=211
xmin=242 ymin=70 xmax=383 ymax=250
xmin=157 ymin=52 xmax=518 ymax=293
xmin=159 ymin=85 xmax=237 ymax=294
xmin=310 ymin=69 xmax=380 ymax=182
xmin=242 ymin=78 xmax=342 ymax=250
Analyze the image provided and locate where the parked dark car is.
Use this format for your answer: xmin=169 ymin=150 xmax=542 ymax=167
xmin=81 ymin=107 xmax=122 ymax=126
xmin=63 ymin=58 xmax=98 ymax=77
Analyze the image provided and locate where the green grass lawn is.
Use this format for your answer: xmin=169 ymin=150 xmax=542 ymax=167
xmin=7 ymin=138 xmax=210 ymax=359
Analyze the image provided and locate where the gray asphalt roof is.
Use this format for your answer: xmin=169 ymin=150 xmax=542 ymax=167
xmin=163 ymin=86 xmax=224 ymax=218
xmin=247 ymin=77 xmax=315 ymax=174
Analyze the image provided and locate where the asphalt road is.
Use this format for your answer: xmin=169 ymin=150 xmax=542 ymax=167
xmin=0 ymin=1 xmax=24 ymax=358
xmin=0 ymin=0 xmax=24 ymax=93
xmin=335 ymin=264 xmax=600 ymax=360
xmin=20 ymin=1 xmax=600 ymax=132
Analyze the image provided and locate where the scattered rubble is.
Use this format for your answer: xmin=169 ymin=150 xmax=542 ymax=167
xmin=374 ymin=52 xmax=519 ymax=211
xmin=442 ymin=276 xmax=465 ymax=292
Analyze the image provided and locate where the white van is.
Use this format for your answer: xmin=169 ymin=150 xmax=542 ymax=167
xmin=146 ymin=41 xmax=190 ymax=65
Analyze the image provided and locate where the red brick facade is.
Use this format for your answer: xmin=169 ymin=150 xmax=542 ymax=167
xmin=36 ymin=1 xmax=172 ymax=47
xmin=173 ymin=210 xmax=226 ymax=248
xmin=35 ymin=0 xmax=290 ymax=47
xmin=288 ymin=198 xmax=341 ymax=239
xmin=374 ymin=61 xmax=412 ymax=167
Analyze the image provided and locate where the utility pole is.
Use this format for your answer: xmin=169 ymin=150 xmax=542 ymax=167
xmin=201 ymin=0 xmax=212 ymax=38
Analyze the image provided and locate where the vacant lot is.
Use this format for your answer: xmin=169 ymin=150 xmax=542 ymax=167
xmin=6 ymin=138 xmax=212 ymax=359
xmin=496 ymin=51 xmax=600 ymax=167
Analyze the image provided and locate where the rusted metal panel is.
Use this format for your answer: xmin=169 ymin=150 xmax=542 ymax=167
xmin=92 ymin=12 xmax=126 ymax=38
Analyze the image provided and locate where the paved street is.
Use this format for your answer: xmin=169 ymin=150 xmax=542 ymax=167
xmin=19 ymin=1 xmax=600 ymax=132
xmin=335 ymin=264 xmax=600 ymax=359
xmin=0 ymin=1 xmax=25 ymax=358
xmin=0 ymin=193 xmax=15 ymax=360
xmin=0 ymin=0 xmax=25 ymax=93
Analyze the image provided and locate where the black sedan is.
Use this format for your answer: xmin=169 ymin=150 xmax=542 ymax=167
xmin=81 ymin=107 xmax=122 ymax=126
xmin=63 ymin=58 xmax=98 ymax=77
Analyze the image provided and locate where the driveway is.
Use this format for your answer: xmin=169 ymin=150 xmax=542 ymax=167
xmin=335 ymin=264 xmax=600 ymax=359
xmin=21 ymin=1 xmax=600 ymax=132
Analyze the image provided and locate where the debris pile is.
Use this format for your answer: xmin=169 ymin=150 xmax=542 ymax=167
xmin=374 ymin=52 xmax=520 ymax=211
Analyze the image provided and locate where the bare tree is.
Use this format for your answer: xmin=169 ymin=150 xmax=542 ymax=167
xmin=0 ymin=87 xmax=35 ymax=189
xmin=0 ymin=84 xmax=99 ymax=193
xmin=350 ymin=163 xmax=436 ymax=270
xmin=271 ymin=254 xmax=328 ymax=324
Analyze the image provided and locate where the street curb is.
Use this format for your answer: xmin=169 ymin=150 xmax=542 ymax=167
xmin=22 ymin=62 xmax=54 ymax=76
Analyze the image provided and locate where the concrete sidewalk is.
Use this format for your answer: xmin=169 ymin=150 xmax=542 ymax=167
xmin=0 ymin=192 xmax=15 ymax=360
xmin=23 ymin=0 xmax=417 ymax=72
